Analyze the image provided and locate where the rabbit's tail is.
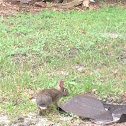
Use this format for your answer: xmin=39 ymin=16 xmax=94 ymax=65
xmin=39 ymin=106 xmax=47 ymax=110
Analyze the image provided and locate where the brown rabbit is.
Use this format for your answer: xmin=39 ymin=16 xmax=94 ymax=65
xmin=36 ymin=80 xmax=69 ymax=115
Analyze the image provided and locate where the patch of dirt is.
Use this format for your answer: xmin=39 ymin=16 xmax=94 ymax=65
xmin=47 ymin=69 xmax=69 ymax=78
xmin=102 ymin=32 xmax=119 ymax=39
xmin=0 ymin=115 xmax=10 ymax=125
xmin=13 ymin=113 xmax=53 ymax=126
xmin=0 ymin=0 xmax=126 ymax=17
xmin=1 ymin=112 xmax=126 ymax=126
xmin=101 ymin=95 xmax=126 ymax=105
xmin=74 ymin=65 xmax=86 ymax=73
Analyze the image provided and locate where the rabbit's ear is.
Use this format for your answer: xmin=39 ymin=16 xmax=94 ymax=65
xmin=59 ymin=80 xmax=64 ymax=87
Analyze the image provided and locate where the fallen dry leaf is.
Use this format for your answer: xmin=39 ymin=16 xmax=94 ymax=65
xmin=18 ymin=88 xmax=23 ymax=93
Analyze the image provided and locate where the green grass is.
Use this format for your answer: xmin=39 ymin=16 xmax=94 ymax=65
xmin=0 ymin=7 xmax=126 ymax=123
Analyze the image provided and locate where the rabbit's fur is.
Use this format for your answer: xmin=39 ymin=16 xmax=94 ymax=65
xmin=36 ymin=80 xmax=69 ymax=114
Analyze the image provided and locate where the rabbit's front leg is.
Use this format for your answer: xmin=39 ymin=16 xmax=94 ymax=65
xmin=54 ymin=102 xmax=58 ymax=108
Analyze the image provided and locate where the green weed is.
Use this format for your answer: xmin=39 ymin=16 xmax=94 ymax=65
xmin=0 ymin=7 xmax=126 ymax=123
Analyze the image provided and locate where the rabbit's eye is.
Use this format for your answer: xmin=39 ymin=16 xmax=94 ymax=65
xmin=64 ymin=89 xmax=67 ymax=92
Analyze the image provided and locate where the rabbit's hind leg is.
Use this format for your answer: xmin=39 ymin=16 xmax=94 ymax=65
xmin=38 ymin=107 xmax=43 ymax=115
xmin=46 ymin=106 xmax=50 ymax=113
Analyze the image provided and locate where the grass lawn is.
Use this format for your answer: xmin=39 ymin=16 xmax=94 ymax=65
xmin=0 ymin=7 xmax=126 ymax=124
